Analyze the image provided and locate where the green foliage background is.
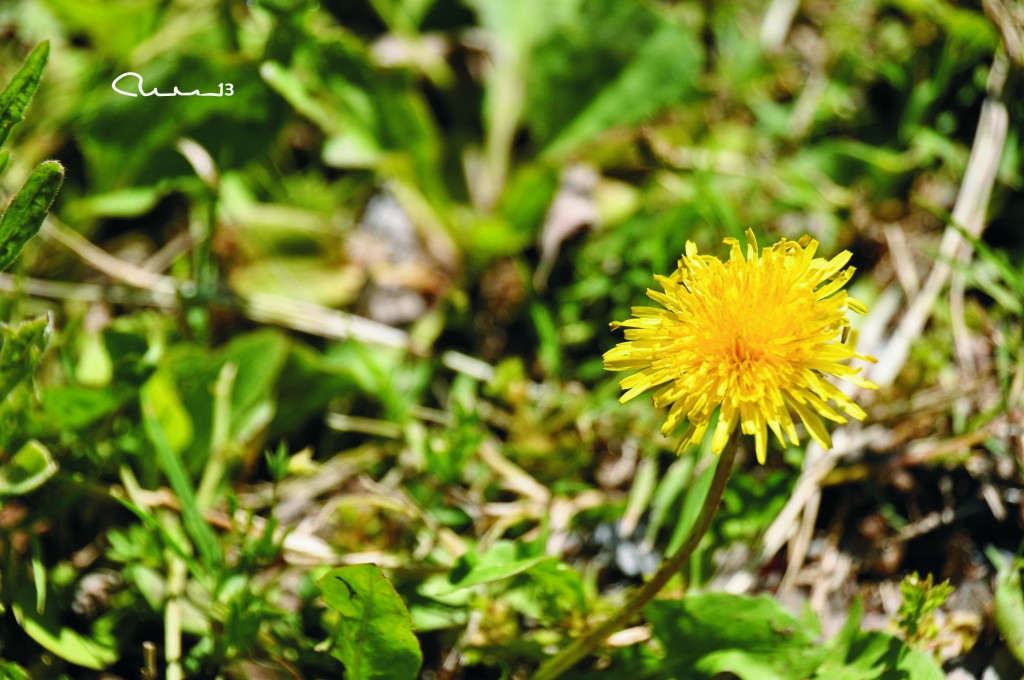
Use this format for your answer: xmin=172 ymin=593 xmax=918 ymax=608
xmin=0 ymin=0 xmax=1022 ymax=678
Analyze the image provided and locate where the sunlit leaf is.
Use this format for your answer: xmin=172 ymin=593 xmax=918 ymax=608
xmin=320 ymin=564 xmax=423 ymax=680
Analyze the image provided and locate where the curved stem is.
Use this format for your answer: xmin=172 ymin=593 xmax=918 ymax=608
xmin=532 ymin=438 xmax=740 ymax=680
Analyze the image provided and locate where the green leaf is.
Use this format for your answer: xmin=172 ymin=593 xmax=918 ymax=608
xmin=26 ymin=1 xmax=158 ymax=61
xmin=502 ymin=560 xmax=585 ymax=624
xmin=435 ymin=540 xmax=555 ymax=595
xmin=259 ymin=60 xmax=343 ymax=136
xmin=0 ymin=439 xmax=58 ymax=496
xmin=0 ymin=661 xmax=31 ymax=680
xmin=528 ymin=2 xmax=703 ymax=159
xmin=140 ymin=370 xmax=194 ymax=455
xmin=169 ymin=330 xmax=288 ymax=471
xmin=0 ymin=314 xmax=53 ymax=403
xmin=42 ymin=385 xmax=133 ymax=430
xmin=81 ymin=55 xmax=279 ymax=189
xmin=815 ymin=599 xmax=944 ymax=680
xmin=11 ymin=578 xmax=119 ymax=670
xmin=320 ymin=564 xmax=423 ymax=680
xmin=0 ymin=160 xmax=66 ymax=272
xmin=814 ymin=631 xmax=943 ymax=680
xmin=645 ymin=593 xmax=825 ymax=679
xmin=264 ymin=38 xmax=442 ymax=198
xmin=547 ymin=22 xmax=701 ymax=157
xmin=0 ymin=41 xmax=49 ymax=150
xmin=267 ymin=342 xmax=359 ymax=439
xmin=995 ymin=561 xmax=1024 ymax=666
xmin=140 ymin=389 xmax=221 ymax=569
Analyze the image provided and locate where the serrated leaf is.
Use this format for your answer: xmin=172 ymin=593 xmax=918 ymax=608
xmin=0 ymin=160 xmax=66 ymax=272
xmin=0 ymin=41 xmax=49 ymax=150
xmin=320 ymin=564 xmax=422 ymax=680
xmin=0 ymin=439 xmax=58 ymax=496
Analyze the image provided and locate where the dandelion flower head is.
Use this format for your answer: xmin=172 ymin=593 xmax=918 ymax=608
xmin=604 ymin=230 xmax=877 ymax=464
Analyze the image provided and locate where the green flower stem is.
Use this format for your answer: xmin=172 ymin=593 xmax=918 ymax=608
xmin=533 ymin=437 xmax=740 ymax=680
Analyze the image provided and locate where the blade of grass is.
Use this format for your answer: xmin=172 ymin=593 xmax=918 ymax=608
xmin=140 ymin=390 xmax=221 ymax=569
xmin=196 ymin=362 xmax=237 ymax=512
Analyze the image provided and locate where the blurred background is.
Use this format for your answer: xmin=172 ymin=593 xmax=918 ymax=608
xmin=0 ymin=0 xmax=1023 ymax=678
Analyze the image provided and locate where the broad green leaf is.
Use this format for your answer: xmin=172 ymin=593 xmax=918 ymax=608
xmin=0 ymin=314 xmax=53 ymax=403
xmin=267 ymin=342 xmax=360 ymax=439
xmin=0 ymin=41 xmax=48 ymax=150
xmin=219 ymin=331 xmax=288 ymax=436
xmin=502 ymin=560 xmax=585 ymax=624
xmin=169 ymin=330 xmax=288 ymax=470
xmin=42 ymin=385 xmax=133 ymax=430
xmin=0 ymin=439 xmax=58 ymax=496
xmin=892 ymin=646 xmax=948 ymax=680
xmin=31 ymin=0 xmax=159 ymax=61
xmin=645 ymin=593 xmax=825 ymax=679
xmin=408 ymin=602 xmax=469 ymax=632
xmin=320 ymin=564 xmax=423 ymax=680
xmin=435 ymin=540 xmax=554 ymax=595
xmin=71 ymin=185 xmax=168 ymax=219
xmin=815 ymin=599 xmax=944 ymax=680
xmin=995 ymin=562 xmax=1024 ymax=666
xmin=12 ymin=579 xmax=118 ymax=670
xmin=642 ymin=593 xmax=944 ymax=680
xmin=530 ymin=3 xmax=703 ymax=159
xmin=814 ymin=630 xmax=943 ymax=680
xmin=228 ymin=256 xmax=364 ymax=308
xmin=544 ymin=20 xmax=702 ymax=157
xmin=140 ymin=369 xmax=194 ymax=455
xmin=0 ymin=160 xmax=65 ymax=273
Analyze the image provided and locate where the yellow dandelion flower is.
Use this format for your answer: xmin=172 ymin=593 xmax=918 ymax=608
xmin=604 ymin=230 xmax=877 ymax=464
